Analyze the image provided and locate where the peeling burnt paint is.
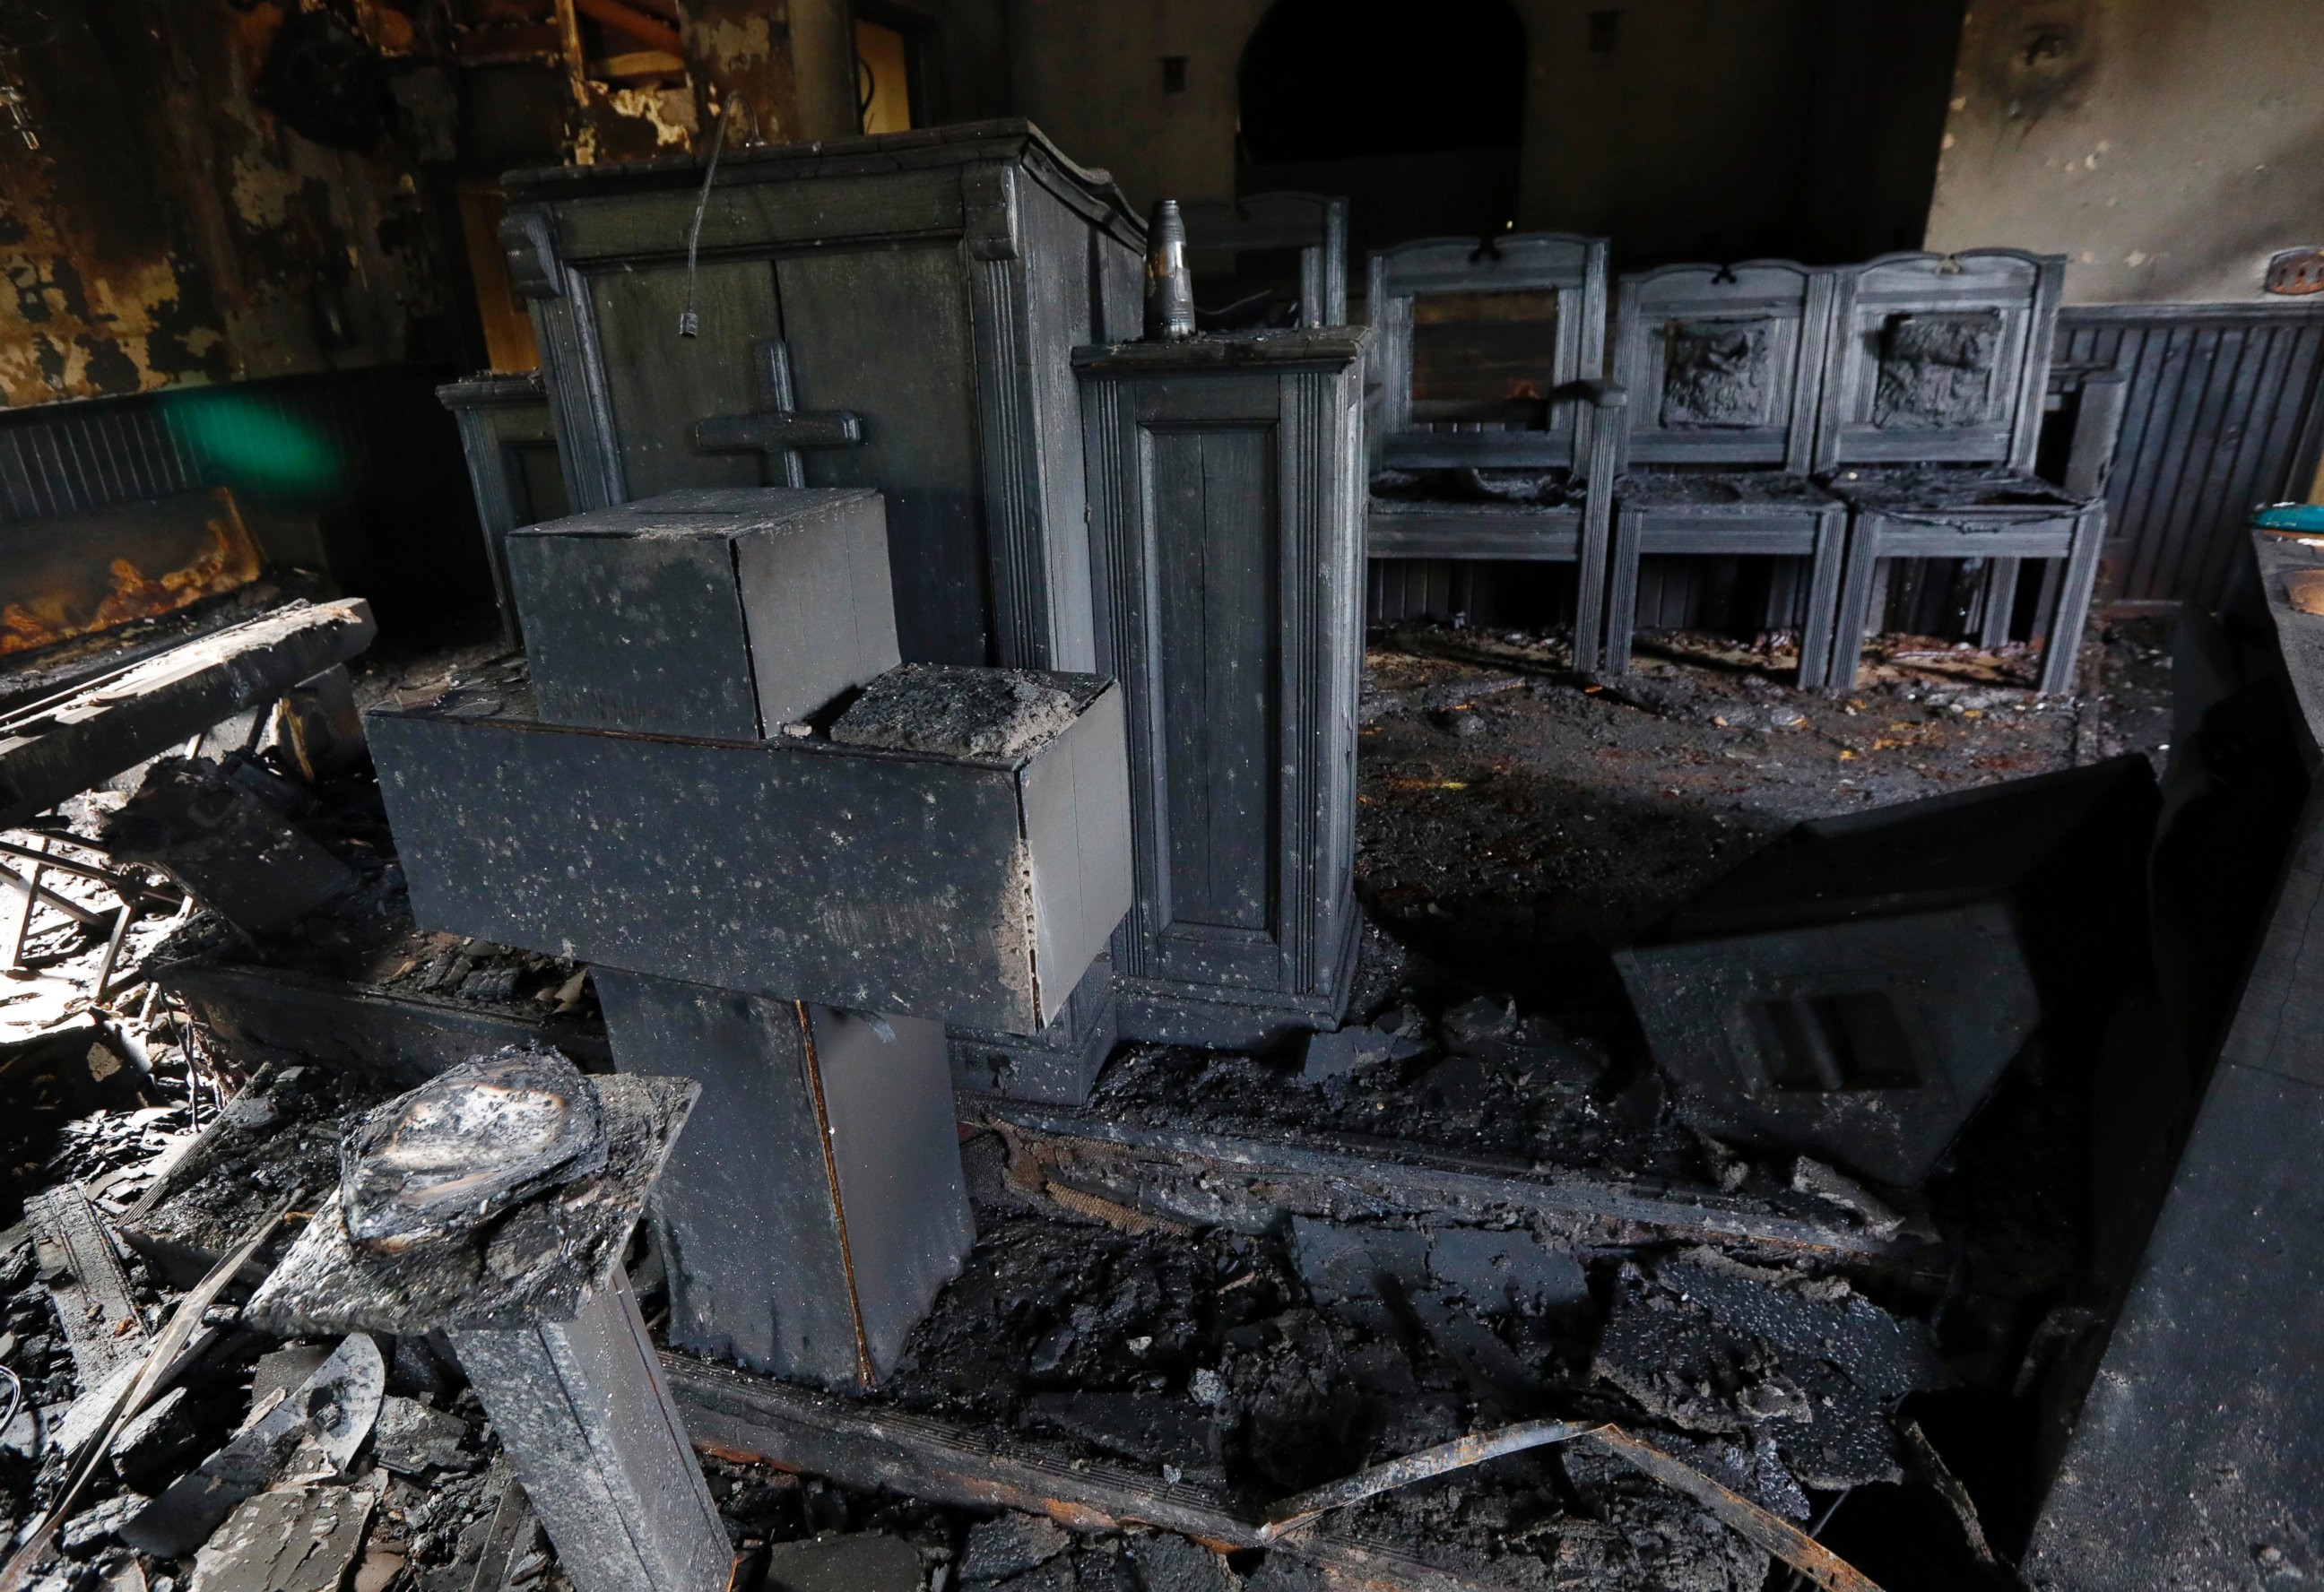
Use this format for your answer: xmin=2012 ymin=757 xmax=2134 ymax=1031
xmin=680 ymin=4 xmax=797 ymax=146
xmin=0 ymin=0 xmax=461 ymax=408
xmin=0 ymin=4 xmax=233 ymax=403
xmin=571 ymin=79 xmax=697 ymax=165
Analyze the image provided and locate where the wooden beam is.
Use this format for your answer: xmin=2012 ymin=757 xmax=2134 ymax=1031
xmin=0 ymin=599 xmax=374 ymax=827
xmin=572 ymin=0 xmax=682 ymax=57
xmin=661 ymin=1353 xmax=1522 ymax=1592
xmin=160 ymin=962 xmax=612 ymax=1086
xmin=977 ymin=1101 xmax=1941 ymax=1274
xmin=25 ymin=1184 xmax=150 ymax=1393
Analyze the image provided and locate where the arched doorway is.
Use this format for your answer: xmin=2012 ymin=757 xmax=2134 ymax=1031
xmin=1237 ymin=0 xmax=1527 ymax=258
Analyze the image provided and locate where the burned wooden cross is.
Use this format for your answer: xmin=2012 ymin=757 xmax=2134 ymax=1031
xmin=366 ymin=487 xmax=1132 ymax=1389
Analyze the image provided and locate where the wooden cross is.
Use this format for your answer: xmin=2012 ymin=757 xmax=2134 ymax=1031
xmin=692 ymin=338 xmax=863 ymax=488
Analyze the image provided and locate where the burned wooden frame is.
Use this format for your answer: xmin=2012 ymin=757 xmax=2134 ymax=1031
xmin=1179 ymin=191 xmax=1349 ymax=328
xmin=1814 ymin=250 xmax=2111 ymax=693
xmin=1604 ymin=261 xmax=1847 ymax=685
xmin=438 ymin=372 xmax=566 ymax=651
xmin=1363 ymin=233 xmax=1623 ymax=663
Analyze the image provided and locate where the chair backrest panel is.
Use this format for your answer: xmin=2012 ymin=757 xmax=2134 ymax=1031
xmin=1180 ymin=192 xmax=1348 ymax=327
xmin=1613 ymin=261 xmax=1834 ymax=473
xmin=1366 ymin=232 xmax=1609 ymax=472
xmin=1815 ymin=249 xmax=2065 ymax=473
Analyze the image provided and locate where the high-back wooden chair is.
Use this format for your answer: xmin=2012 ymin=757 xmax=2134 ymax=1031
xmin=1815 ymin=249 xmax=2060 ymax=474
xmin=1178 ymin=192 xmax=1348 ymax=327
xmin=1601 ymin=261 xmax=1847 ymax=684
xmin=1364 ymin=232 xmax=1624 ymax=661
xmin=1815 ymin=251 xmax=2103 ymax=695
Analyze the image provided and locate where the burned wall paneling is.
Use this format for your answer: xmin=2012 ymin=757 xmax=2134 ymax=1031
xmin=2060 ymin=302 xmax=2324 ymax=610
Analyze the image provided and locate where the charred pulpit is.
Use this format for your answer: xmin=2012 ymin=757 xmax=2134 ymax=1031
xmin=499 ymin=118 xmax=1146 ymax=1103
xmin=1075 ymin=332 xmax=1367 ymax=1047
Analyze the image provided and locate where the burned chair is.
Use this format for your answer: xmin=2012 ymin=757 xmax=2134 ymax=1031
xmin=1178 ymin=191 xmax=1348 ymax=328
xmin=437 ymin=371 xmax=567 ymax=650
xmin=1815 ymin=250 xmax=2114 ymax=695
xmin=1365 ymin=233 xmax=1625 ymax=660
xmin=1601 ymin=262 xmax=1847 ymax=686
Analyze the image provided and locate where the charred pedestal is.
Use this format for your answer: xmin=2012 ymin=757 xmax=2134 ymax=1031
xmin=503 ymin=488 xmax=898 ymax=737
xmin=369 ymin=488 xmax=1132 ymax=1389
xmin=1074 ymin=332 xmax=1367 ymax=1048
xmin=247 ymin=1052 xmax=731 ymax=1592
xmin=1615 ymin=755 xmax=2158 ymax=1184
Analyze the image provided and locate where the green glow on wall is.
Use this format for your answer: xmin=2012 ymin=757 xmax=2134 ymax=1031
xmin=162 ymin=389 xmax=343 ymax=497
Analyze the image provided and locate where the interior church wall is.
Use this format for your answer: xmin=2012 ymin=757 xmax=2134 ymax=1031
xmin=1923 ymin=0 xmax=2324 ymax=304
xmin=1004 ymin=0 xmax=1270 ymax=214
xmin=1002 ymin=0 xmax=1967 ymax=273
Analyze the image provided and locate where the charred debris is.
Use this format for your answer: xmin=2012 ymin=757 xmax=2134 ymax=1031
xmin=0 ymin=589 xmax=2262 ymax=1592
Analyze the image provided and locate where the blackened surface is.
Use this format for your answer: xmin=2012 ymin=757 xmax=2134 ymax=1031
xmin=366 ymin=701 xmax=1039 ymax=1030
xmin=1662 ymin=321 xmax=1776 ymax=429
xmin=244 ymin=1070 xmax=693 ymax=1336
xmin=101 ymin=755 xmax=357 ymax=934
xmin=1873 ymin=313 xmax=2001 ymax=430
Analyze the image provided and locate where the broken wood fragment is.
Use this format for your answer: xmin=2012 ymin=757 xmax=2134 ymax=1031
xmin=661 ymin=1352 xmax=1525 ymax=1592
xmin=123 ymin=1333 xmax=385 ymax=1558
xmin=1260 ymin=1419 xmax=1602 ymax=1540
xmin=979 ymin=1102 xmax=1939 ymax=1271
xmin=101 ymin=758 xmax=356 ymax=936
xmin=25 ymin=1183 xmax=150 ymax=1391
xmin=187 ymin=1475 xmax=382 ymax=1592
xmin=1582 ymin=1426 xmax=1887 ymax=1592
xmin=160 ymin=964 xmax=613 ymax=1086
xmin=0 ymin=856 xmax=110 ymax=928
xmin=0 ymin=598 xmax=375 ymax=829
xmin=3 ymin=1198 xmax=299 ymax=1592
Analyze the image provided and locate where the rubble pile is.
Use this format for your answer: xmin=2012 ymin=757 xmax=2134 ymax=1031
xmin=0 ymin=623 xmax=2183 ymax=1592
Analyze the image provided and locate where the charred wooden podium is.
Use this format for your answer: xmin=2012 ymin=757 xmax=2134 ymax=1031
xmin=368 ymin=488 xmax=1131 ymax=1388
xmin=1075 ymin=332 xmax=1368 ymax=1047
xmin=500 ymin=119 xmax=1145 ymax=1104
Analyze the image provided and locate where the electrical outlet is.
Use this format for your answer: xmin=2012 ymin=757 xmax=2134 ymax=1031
xmin=2265 ymin=249 xmax=2324 ymax=296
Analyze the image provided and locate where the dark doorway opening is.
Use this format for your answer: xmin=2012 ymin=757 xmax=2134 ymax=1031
xmin=1237 ymin=0 xmax=1527 ymax=260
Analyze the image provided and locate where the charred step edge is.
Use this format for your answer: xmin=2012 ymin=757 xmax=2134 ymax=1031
xmin=160 ymin=962 xmax=612 ymax=1086
xmin=659 ymin=1351 xmax=1516 ymax=1592
xmin=975 ymin=1101 xmax=1944 ymax=1274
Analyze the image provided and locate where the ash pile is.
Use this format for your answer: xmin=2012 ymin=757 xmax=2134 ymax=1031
xmin=0 ymin=599 xmax=2262 ymax=1592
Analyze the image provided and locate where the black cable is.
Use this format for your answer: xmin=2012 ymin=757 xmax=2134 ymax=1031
xmin=678 ymin=103 xmax=738 ymax=339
